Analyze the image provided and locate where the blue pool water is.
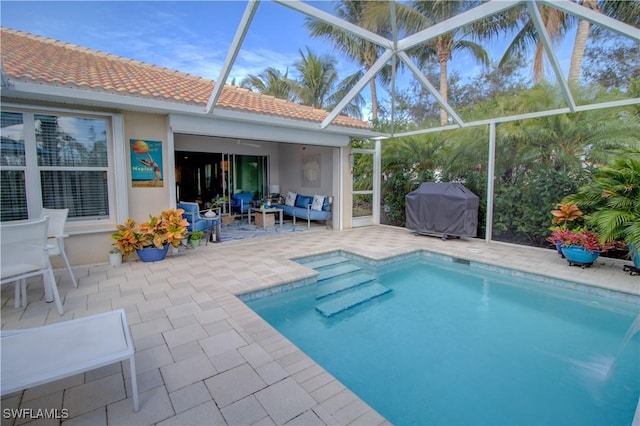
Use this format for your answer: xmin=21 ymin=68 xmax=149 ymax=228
xmin=245 ymin=253 xmax=640 ymax=425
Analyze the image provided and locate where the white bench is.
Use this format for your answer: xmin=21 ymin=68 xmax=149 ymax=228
xmin=1 ymin=309 xmax=139 ymax=411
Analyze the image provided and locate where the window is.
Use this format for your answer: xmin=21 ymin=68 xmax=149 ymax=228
xmin=0 ymin=112 xmax=26 ymax=221
xmin=1 ymin=109 xmax=113 ymax=222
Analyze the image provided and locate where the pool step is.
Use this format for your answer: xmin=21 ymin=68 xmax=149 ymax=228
xmin=315 ymin=283 xmax=392 ymax=317
xmin=317 ymin=263 xmax=362 ymax=281
xmin=302 ymin=256 xmax=350 ymax=270
xmin=316 ymin=271 xmax=376 ymax=299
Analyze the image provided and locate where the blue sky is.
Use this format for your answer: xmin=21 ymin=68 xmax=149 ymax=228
xmin=1 ymin=1 xmax=348 ymax=82
xmin=0 ymin=1 xmax=530 ymax=84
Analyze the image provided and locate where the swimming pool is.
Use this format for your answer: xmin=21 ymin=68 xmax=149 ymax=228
xmin=244 ymin=251 xmax=640 ymax=425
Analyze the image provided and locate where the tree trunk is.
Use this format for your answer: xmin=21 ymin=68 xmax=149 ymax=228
xmin=568 ymin=0 xmax=598 ymax=84
xmin=369 ymin=76 xmax=378 ymax=122
xmin=438 ymin=55 xmax=449 ymax=126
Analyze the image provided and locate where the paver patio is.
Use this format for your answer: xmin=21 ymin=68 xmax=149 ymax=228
xmin=1 ymin=225 xmax=637 ymax=425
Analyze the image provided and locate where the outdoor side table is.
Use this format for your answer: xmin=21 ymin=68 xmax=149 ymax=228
xmin=249 ymin=207 xmax=283 ymax=230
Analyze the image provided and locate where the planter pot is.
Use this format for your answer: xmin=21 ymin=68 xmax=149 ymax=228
xmin=554 ymin=240 xmax=564 ymax=257
xmin=136 ymin=244 xmax=169 ymax=262
xmin=561 ymin=245 xmax=599 ymax=268
xmin=629 ymin=243 xmax=640 ymax=269
xmin=189 ymin=239 xmax=202 ymax=248
xmin=109 ymin=252 xmax=122 ymax=266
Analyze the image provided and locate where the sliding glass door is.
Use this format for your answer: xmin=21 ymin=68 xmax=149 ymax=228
xmin=176 ymin=150 xmax=267 ymax=213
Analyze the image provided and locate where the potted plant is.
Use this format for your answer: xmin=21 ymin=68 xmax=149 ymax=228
xmin=563 ymin=149 xmax=640 ymax=272
xmin=111 ymin=208 xmax=188 ymax=262
xmin=557 ymin=227 xmax=607 ymax=268
xmin=547 ymin=202 xmax=583 ymax=256
xmin=189 ymin=230 xmax=204 ymax=248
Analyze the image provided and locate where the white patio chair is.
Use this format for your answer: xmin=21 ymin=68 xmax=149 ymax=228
xmin=1 ymin=309 xmax=139 ymax=411
xmin=41 ymin=208 xmax=78 ymax=288
xmin=0 ymin=217 xmax=64 ymax=315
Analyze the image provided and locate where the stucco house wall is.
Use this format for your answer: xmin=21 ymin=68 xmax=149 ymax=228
xmin=125 ymin=111 xmax=172 ymax=223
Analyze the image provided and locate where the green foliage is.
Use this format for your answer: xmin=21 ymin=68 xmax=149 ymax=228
xmin=379 ymin=83 xmax=638 ymax=248
xmin=564 ymin=149 xmax=640 ymax=249
xmin=492 ymin=168 xmax=585 ymax=246
xmin=382 ymin=171 xmax=418 ymax=226
xmin=190 ymin=230 xmax=204 ymax=240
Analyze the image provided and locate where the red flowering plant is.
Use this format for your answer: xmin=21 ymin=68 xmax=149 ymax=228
xmin=546 ymin=227 xmax=573 ymax=247
xmin=556 ymin=228 xmax=610 ymax=254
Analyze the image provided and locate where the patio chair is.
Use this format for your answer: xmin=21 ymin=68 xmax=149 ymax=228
xmin=0 ymin=217 xmax=64 ymax=315
xmin=1 ymin=309 xmax=139 ymax=411
xmin=231 ymin=192 xmax=254 ymax=222
xmin=177 ymin=201 xmax=210 ymax=232
xmin=41 ymin=208 xmax=78 ymax=288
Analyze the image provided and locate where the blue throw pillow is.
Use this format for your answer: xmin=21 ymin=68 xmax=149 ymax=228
xmin=322 ymin=197 xmax=331 ymax=211
xmin=295 ymin=195 xmax=313 ymax=208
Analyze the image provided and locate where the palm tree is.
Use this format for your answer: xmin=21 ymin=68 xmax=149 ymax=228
xmin=325 ymin=70 xmax=366 ymax=120
xmin=568 ymin=0 xmax=640 ymax=84
xmin=305 ymin=0 xmax=390 ymax=122
xmin=239 ymin=67 xmax=296 ymax=101
xmin=567 ymin=0 xmax=599 ymax=83
xmin=502 ymin=1 xmax=639 ymax=85
xmin=293 ymin=48 xmax=365 ymax=119
xmin=389 ymin=0 xmax=491 ymax=125
xmin=564 ymin=149 xmax=640 ymax=254
xmin=294 ymin=48 xmax=339 ymax=109
xmin=499 ymin=3 xmax=571 ymax=83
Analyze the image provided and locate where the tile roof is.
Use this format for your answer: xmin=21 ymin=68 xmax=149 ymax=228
xmin=0 ymin=27 xmax=369 ymax=130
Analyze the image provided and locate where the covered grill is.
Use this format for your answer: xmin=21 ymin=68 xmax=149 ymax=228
xmin=405 ymin=182 xmax=479 ymax=239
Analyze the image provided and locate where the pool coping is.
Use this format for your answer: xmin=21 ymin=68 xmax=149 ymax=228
xmin=239 ymin=248 xmax=640 ymax=305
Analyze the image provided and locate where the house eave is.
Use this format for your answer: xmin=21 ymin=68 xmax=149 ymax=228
xmin=0 ymin=81 xmax=383 ymax=141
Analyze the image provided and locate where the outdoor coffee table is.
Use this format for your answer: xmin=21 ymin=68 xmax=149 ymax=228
xmin=249 ymin=207 xmax=283 ymax=230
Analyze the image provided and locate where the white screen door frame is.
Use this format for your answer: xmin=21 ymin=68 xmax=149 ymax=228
xmin=351 ymin=140 xmax=380 ymax=228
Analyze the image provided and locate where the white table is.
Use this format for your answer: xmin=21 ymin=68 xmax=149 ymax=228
xmin=248 ymin=207 xmax=283 ymax=229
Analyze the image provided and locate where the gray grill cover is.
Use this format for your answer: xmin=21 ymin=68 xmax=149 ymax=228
xmin=405 ymin=182 xmax=479 ymax=238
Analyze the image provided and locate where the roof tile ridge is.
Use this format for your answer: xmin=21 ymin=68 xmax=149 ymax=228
xmin=223 ymin=86 xmax=318 ymax=111
xmin=222 ymin=85 xmax=366 ymax=124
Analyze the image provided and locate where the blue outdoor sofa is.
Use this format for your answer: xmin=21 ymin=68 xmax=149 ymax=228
xmin=273 ymin=192 xmax=332 ymax=229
